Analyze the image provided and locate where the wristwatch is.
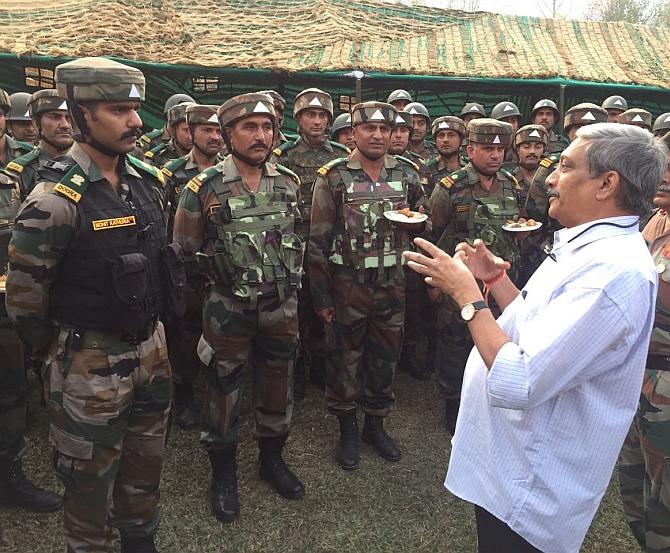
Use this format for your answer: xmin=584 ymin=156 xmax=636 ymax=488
xmin=460 ymin=300 xmax=489 ymax=322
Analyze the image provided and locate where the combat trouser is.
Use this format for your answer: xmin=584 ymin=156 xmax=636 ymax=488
xmin=0 ymin=317 xmax=26 ymax=463
xmin=46 ymin=323 xmax=171 ymax=553
xmin=199 ymin=286 xmax=298 ymax=448
xmin=619 ymin=362 xmax=670 ymax=553
xmin=325 ymin=266 xmax=404 ymax=417
xmin=434 ymin=298 xmax=472 ymax=400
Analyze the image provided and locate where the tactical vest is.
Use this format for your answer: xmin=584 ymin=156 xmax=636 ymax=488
xmin=441 ymin=175 xmax=520 ymax=264
xmin=48 ymin=159 xmax=175 ymax=337
xmin=0 ymin=174 xmax=20 ymax=275
xmin=329 ymin=166 xmax=409 ymax=280
xmin=162 ymin=156 xmax=191 ymax=240
xmin=197 ymin=171 xmax=304 ymax=307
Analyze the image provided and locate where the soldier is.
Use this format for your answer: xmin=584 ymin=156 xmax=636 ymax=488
xmin=173 ymin=92 xmax=305 ymax=523
xmin=526 ymin=103 xmax=610 ymax=227
xmin=405 ymin=102 xmax=438 ymax=160
xmin=309 ymin=101 xmax=427 ymax=470
xmin=425 ymin=116 xmax=467 ymax=186
xmin=162 ymin=104 xmax=222 ymax=430
xmin=137 ymin=92 xmax=195 ymax=153
xmin=458 ymin=102 xmax=486 ymax=157
xmin=331 ymin=112 xmax=356 ymax=150
xmin=259 ymin=90 xmax=289 ymax=148
xmin=386 ymin=89 xmax=413 ymax=111
xmin=491 ymin=101 xmax=522 ymax=170
xmin=619 ymin=108 xmax=653 ymax=131
xmin=653 ymin=112 xmax=670 ymax=137
xmin=144 ymin=101 xmax=194 ymax=167
xmin=511 ymin=124 xmax=549 ymax=287
xmin=0 ymin=169 xmax=62 ymax=514
xmin=7 ymin=92 xmax=38 ymax=144
xmin=2 ymin=89 xmax=73 ymax=199
xmin=272 ymin=88 xmax=349 ymax=399
xmin=6 ymin=57 xmax=182 ymax=553
xmin=619 ymin=142 xmax=670 ymax=552
xmin=386 ymin=110 xmax=433 ymax=381
xmin=428 ymin=118 xmax=520 ymax=434
xmin=602 ymin=94 xmax=628 ymax=123
xmin=531 ymin=98 xmax=568 ymax=154
xmin=0 ymin=89 xmax=34 ymax=169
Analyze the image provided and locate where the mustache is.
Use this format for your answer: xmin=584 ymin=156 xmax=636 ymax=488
xmin=657 ymin=184 xmax=670 ymax=193
xmin=546 ymin=189 xmax=560 ymax=198
xmin=121 ymin=129 xmax=142 ymax=140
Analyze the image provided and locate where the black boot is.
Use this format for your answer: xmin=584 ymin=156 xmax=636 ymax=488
xmin=174 ymin=384 xmax=199 ymax=430
xmin=335 ymin=412 xmax=359 ymax=471
xmin=309 ymin=356 xmax=326 ymax=390
xmin=208 ymin=447 xmax=239 ymax=523
xmin=361 ymin=415 xmax=401 ymax=461
xmin=0 ymin=460 xmax=62 ymax=512
xmin=293 ymin=356 xmax=306 ymax=401
xmin=400 ymin=346 xmax=430 ymax=381
xmin=445 ymin=399 xmax=460 ymax=435
xmin=120 ymin=535 xmax=159 ymax=553
xmin=258 ymin=435 xmax=304 ymax=500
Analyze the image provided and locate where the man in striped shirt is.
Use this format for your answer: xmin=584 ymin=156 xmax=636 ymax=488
xmin=404 ymin=123 xmax=667 ymax=553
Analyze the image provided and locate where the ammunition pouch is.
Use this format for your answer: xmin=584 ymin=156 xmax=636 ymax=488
xmin=161 ymin=242 xmax=186 ymax=318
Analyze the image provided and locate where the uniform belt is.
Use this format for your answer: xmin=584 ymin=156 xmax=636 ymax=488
xmin=66 ymin=318 xmax=158 ymax=349
xmin=646 ymin=354 xmax=670 ymax=371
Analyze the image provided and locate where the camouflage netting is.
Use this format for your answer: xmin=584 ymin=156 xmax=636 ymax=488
xmin=1 ymin=0 xmax=669 ymax=87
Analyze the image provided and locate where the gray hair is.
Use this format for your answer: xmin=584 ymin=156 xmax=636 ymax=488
xmin=576 ymin=123 xmax=668 ymax=217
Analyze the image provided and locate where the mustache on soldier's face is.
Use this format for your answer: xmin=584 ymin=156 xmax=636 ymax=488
xmin=546 ymin=189 xmax=560 ymax=198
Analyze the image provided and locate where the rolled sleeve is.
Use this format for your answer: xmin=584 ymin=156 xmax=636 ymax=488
xmin=487 ymin=341 xmax=530 ymax=409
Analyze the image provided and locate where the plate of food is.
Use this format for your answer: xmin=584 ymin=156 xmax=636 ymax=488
xmin=0 ymin=275 xmax=6 ymax=293
xmin=502 ymin=218 xmax=543 ymax=232
xmin=383 ymin=208 xmax=428 ymax=224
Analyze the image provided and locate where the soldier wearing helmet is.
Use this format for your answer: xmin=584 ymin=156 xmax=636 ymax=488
xmin=161 ymin=104 xmax=223 ymax=431
xmin=144 ymin=101 xmax=195 ymax=167
xmin=331 ymin=112 xmax=356 ymax=150
xmin=531 ymin=99 xmax=568 ymax=154
xmin=259 ymin=89 xmax=290 ymax=147
xmin=653 ymin=112 xmax=670 ymax=137
xmin=272 ymin=88 xmax=349 ymax=399
xmin=426 ymin=116 xmax=468 ymax=186
xmin=137 ymin=92 xmax=195 ymax=153
xmin=7 ymin=92 xmax=38 ymax=144
xmin=0 ymin=89 xmax=34 ymax=169
xmin=173 ymin=92 xmax=306 ymax=523
xmin=404 ymin=101 xmax=438 ymax=160
xmin=428 ymin=118 xmax=521 ymax=434
xmin=2 ymin=89 xmax=73 ymax=198
xmin=458 ymin=102 xmax=487 ymax=156
xmin=619 ymin=108 xmax=653 ymax=131
xmin=491 ymin=101 xmax=522 ymax=169
xmin=386 ymin=89 xmax=413 ymax=111
xmin=602 ymin=95 xmax=628 ymax=123
xmin=6 ymin=57 xmax=181 ymax=553
xmin=309 ymin=101 xmax=427 ymax=471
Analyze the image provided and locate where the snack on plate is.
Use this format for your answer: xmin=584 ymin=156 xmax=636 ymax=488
xmin=398 ymin=207 xmax=414 ymax=218
xmin=505 ymin=217 xmax=538 ymax=229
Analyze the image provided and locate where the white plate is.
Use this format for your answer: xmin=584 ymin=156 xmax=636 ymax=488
xmin=502 ymin=222 xmax=543 ymax=232
xmin=383 ymin=210 xmax=428 ymax=224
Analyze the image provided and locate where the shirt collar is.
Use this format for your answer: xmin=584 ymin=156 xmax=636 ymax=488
xmin=69 ymin=143 xmax=140 ymax=181
xmin=221 ymin=154 xmax=279 ymax=177
xmin=552 ymin=215 xmax=640 ymax=258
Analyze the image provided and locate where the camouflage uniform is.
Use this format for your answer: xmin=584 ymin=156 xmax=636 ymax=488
xmin=546 ymin=129 xmax=569 ymax=154
xmin=6 ymin=58 xmax=182 ymax=552
xmin=426 ymin=116 xmax=468 ymax=194
xmin=404 ymin=102 xmax=438 ymax=161
xmin=144 ymin=102 xmax=193 ymax=168
xmin=308 ymin=103 xmax=426 ymax=428
xmin=136 ymin=93 xmax=195 ymax=154
xmin=619 ymin=210 xmax=670 ymax=552
xmin=1 ymin=135 xmax=33 ymax=170
xmin=429 ymin=119 xmax=520 ymax=431
xmin=272 ymin=89 xmax=348 ymax=395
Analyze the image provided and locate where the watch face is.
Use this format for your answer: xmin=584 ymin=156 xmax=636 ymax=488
xmin=461 ymin=303 xmax=475 ymax=321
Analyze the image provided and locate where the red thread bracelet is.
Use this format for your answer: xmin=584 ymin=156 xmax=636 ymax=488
xmin=483 ymin=270 xmax=506 ymax=302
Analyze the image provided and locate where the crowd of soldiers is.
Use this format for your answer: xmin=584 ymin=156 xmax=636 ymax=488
xmin=0 ymin=55 xmax=668 ymax=553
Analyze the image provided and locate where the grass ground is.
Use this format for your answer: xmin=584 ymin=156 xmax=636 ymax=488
xmin=1 ymin=371 xmax=640 ymax=553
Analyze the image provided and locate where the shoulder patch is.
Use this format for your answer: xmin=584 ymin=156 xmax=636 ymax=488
xmin=499 ymin=169 xmax=521 ymax=190
xmin=439 ymin=176 xmax=454 ymax=189
xmin=330 ymin=141 xmax=351 ymax=154
xmin=424 ymin=157 xmax=438 ymax=168
xmin=6 ymin=148 xmax=41 ymax=174
xmin=162 ymin=156 xmax=188 ymax=178
xmin=52 ymin=165 xmax=89 ymax=203
xmin=317 ymin=157 xmax=348 ymax=177
xmin=186 ymin=166 xmax=221 ymax=194
xmin=17 ymin=140 xmax=34 ymax=154
xmin=394 ymin=155 xmax=420 ymax=172
xmin=127 ymin=155 xmax=165 ymax=185
xmin=275 ymin=163 xmax=301 ymax=187
xmin=138 ymin=128 xmax=162 ymax=146
xmin=539 ymin=153 xmax=560 ymax=169
xmin=273 ymin=140 xmax=297 ymax=158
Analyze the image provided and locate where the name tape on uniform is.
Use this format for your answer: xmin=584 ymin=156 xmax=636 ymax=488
xmin=92 ymin=216 xmax=137 ymax=231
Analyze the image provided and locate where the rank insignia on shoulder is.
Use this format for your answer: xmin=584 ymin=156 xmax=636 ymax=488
xmin=539 ymin=157 xmax=555 ymax=169
xmin=6 ymin=161 xmax=23 ymax=173
xmin=144 ymin=151 xmax=154 ymax=159
xmin=186 ymin=177 xmax=202 ymax=193
xmin=317 ymin=166 xmax=328 ymax=177
xmin=162 ymin=167 xmax=173 ymax=178
xmin=440 ymin=176 xmax=454 ymax=189
xmin=273 ymin=147 xmax=282 ymax=157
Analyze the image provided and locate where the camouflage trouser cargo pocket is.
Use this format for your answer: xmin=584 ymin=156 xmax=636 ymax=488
xmin=50 ymin=424 xmax=94 ymax=488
